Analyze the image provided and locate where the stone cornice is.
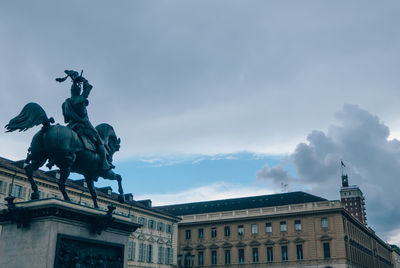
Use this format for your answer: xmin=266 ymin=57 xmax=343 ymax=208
xmin=0 ymin=198 xmax=141 ymax=234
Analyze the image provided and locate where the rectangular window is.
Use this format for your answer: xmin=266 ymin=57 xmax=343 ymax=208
xmin=148 ymin=219 xmax=155 ymax=229
xmin=295 ymin=220 xmax=301 ymax=231
xmin=198 ymin=228 xmax=204 ymax=239
xmin=198 ymin=251 xmax=204 ymax=266
xmin=281 ymin=246 xmax=288 ymax=261
xmin=157 ymin=222 xmax=165 ymax=231
xmin=0 ymin=180 xmax=8 ymax=194
xmin=185 ymin=229 xmax=191 ymax=240
xmin=38 ymin=191 xmax=46 ymax=199
xmin=158 ymin=246 xmax=164 ymax=264
xmin=238 ymin=249 xmax=245 ymax=264
xmin=225 ymin=250 xmax=231 ymax=265
xmin=166 ymin=224 xmax=173 ymax=233
xmin=185 ymin=254 xmax=191 ymax=267
xmin=147 ymin=244 xmax=153 ymax=263
xmin=238 ymin=225 xmax=244 ymax=236
xmin=321 ymin=217 xmax=328 ymax=228
xmin=296 ymin=244 xmax=303 ymax=260
xmin=128 ymin=241 xmax=136 ymax=261
xmin=280 ymin=221 xmax=287 ymax=232
xmin=211 ymin=250 xmax=217 ymax=265
xmin=165 ymin=248 xmax=173 ymax=264
xmin=138 ymin=217 xmax=147 ymax=226
xmin=267 ymin=247 xmax=274 ymax=262
xmin=251 ymin=224 xmax=258 ymax=234
xmin=323 ymin=243 xmax=331 ymax=258
xmin=12 ymin=184 xmax=26 ymax=199
xmin=211 ymin=227 xmax=217 ymax=238
xmin=138 ymin=243 xmax=145 ymax=262
xmin=252 ymin=248 xmax=259 ymax=263
xmin=266 ymin=222 xmax=272 ymax=233
xmin=224 ymin=226 xmax=230 ymax=237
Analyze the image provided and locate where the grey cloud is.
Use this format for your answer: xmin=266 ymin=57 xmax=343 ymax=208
xmin=256 ymin=165 xmax=296 ymax=186
xmin=272 ymin=104 xmax=400 ymax=241
xmin=1 ymin=1 xmax=400 ymax=158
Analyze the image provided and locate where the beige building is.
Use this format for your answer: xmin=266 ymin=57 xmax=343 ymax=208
xmin=392 ymin=245 xmax=400 ymax=268
xmin=0 ymin=156 xmax=180 ymax=268
xmin=157 ymin=192 xmax=393 ymax=268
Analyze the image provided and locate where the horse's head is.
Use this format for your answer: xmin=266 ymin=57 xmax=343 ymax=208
xmin=109 ymin=136 xmax=121 ymax=155
xmin=95 ymin=123 xmax=121 ymax=157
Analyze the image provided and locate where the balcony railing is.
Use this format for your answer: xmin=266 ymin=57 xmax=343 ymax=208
xmin=181 ymin=201 xmax=342 ymax=223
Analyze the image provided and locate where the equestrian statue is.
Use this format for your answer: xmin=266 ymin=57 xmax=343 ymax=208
xmin=5 ymin=70 xmax=124 ymax=208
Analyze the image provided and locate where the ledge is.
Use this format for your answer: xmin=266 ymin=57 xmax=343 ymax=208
xmin=0 ymin=198 xmax=141 ymax=234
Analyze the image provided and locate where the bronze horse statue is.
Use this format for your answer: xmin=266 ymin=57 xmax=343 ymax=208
xmin=5 ymin=102 xmax=124 ymax=208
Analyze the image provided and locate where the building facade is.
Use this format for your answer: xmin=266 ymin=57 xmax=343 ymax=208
xmin=0 ymin=157 xmax=180 ymax=268
xmin=392 ymin=245 xmax=400 ymax=268
xmin=157 ymin=192 xmax=393 ymax=268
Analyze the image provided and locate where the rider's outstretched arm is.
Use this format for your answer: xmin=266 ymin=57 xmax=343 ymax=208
xmin=81 ymin=79 xmax=93 ymax=99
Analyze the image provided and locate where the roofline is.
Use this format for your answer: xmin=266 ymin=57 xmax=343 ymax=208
xmin=156 ymin=191 xmax=326 ymax=208
xmin=341 ymin=207 xmax=392 ymax=251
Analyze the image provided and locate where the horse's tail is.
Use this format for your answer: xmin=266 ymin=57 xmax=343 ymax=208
xmin=5 ymin=102 xmax=54 ymax=132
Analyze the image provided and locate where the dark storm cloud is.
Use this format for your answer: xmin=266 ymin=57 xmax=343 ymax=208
xmin=1 ymin=1 xmax=400 ymax=158
xmin=258 ymin=104 xmax=400 ymax=240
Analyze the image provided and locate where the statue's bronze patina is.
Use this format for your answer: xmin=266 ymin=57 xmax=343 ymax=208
xmin=5 ymin=70 xmax=124 ymax=208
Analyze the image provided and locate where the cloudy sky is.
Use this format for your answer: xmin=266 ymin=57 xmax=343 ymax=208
xmin=1 ymin=1 xmax=400 ymax=244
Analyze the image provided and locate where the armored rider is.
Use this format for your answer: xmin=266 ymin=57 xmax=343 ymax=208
xmin=56 ymin=70 xmax=112 ymax=171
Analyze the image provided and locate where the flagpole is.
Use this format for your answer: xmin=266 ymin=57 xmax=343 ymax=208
xmin=340 ymin=160 xmax=346 ymax=175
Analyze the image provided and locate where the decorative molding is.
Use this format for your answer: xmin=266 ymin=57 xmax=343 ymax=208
xmin=209 ymin=244 xmax=219 ymax=249
xmin=264 ymin=239 xmax=275 ymax=245
xmin=278 ymin=238 xmax=290 ymax=244
xmin=235 ymin=242 xmax=247 ymax=248
xmin=222 ymin=242 xmax=233 ymax=249
xmin=196 ymin=244 xmax=206 ymax=250
xmin=320 ymin=235 xmax=332 ymax=241
xmin=293 ymin=237 xmax=305 ymax=243
xmin=137 ymin=234 xmax=146 ymax=240
xmin=183 ymin=246 xmax=193 ymax=251
xmin=249 ymin=240 xmax=261 ymax=246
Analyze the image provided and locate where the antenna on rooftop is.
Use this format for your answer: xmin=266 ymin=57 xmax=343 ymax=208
xmin=281 ymin=182 xmax=288 ymax=193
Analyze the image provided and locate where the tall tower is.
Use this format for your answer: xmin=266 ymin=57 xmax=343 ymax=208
xmin=339 ymin=162 xmax=367 ymax=225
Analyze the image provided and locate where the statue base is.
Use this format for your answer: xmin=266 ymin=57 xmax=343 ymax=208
xmin=0 ymin=198 xmax=140 ymax=268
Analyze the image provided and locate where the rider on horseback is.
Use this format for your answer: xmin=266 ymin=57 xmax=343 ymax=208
xmin=57 ymin=70 xmax=113 ymax=171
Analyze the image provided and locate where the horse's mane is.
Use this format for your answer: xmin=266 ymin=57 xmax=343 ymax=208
xmin=96 ymin=123 xmax=115 ymax=139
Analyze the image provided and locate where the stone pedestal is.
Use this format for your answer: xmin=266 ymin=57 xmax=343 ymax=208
xmin=0 ymin=198 xmax=140 ymax=268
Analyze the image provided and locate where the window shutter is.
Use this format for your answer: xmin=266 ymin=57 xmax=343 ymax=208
xmin=128 ymin=241 xmax=133 ymax=260
xmin=21 ymin=187 xmax=27 ymax=199
xmin=142 ymin=243 xmax=145 ymax=262
xmin=133 ymin=242 xmax=136 ymax=261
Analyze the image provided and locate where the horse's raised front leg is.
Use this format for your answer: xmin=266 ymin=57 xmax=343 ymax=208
xmin=24 ymin=156 xmax=46 ymax=200
xmin=101 ymin=170 xmax=124 ymax=203
xmin=85 ymin=176 xmax=99 ymax=209
xmin=116 ymin=174 xmax=125 ymax=203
